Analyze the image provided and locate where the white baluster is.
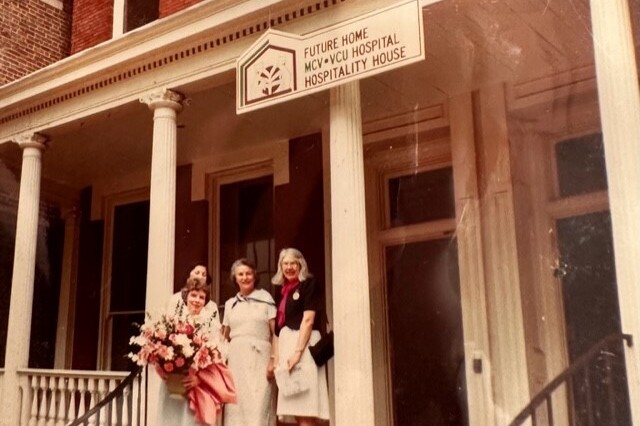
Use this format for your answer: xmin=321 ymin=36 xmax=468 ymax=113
xmin=97 ymin=378 xmax=107 ymax=426
xmin=77 ymin=378 xmax=87 ymax=419
xmin=87 ymin=378 xmax=98 ymax=426
xmin=55 ymin=377 xmax=67 ymax=426
xmin=37 ymin=376 xmax=48 ymax=426
xmin=67 ymin=377 xmax=78 ymax=423
xmin=122 ymin=382 xmax=131 ymax=426
xmin=46 ymin=376 xmax=57 ymax=426
xmin=29 ymin=375 xmax=39 ymax=426
xmin=109 ymin=380 xmax=118 ymax=426
xmin=137 ymin=371 xmax=146 ymax=426
xmin=130 ymin=375 xmax=139 ymax=426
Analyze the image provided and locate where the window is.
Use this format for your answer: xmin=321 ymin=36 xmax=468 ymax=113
xmin=113 ymin=0 xmax=159 ymax=36
xmin=125 ymin=0 xmax=159 ymax=32
xmin=555 ymin=133 xmax=608 ymax=197
xmin=388 ymin=167 xmax=455 ymax=227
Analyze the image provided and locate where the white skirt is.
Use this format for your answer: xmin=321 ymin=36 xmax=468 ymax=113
xmin=276 ymin=327 xmax=330 ymax=421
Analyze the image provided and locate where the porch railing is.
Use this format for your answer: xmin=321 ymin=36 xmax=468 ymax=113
xmin=16 ymin=367 xmax=145 ymax=426
xmin=67 ymin=367 xmax=145 ymax=426
xmin=509 ymin=333 xmax=633 ymax=426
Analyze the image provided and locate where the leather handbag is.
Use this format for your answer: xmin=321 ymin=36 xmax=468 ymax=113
xmin=309 ymin=331 xmax=334 ymax=366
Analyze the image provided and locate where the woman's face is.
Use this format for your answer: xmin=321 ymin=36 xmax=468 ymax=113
xmin=234 ymin=264 xmax=256 ymax=296
xmin=186 ymin=289 xmax=207 ymax=315
xmin=282 ymin=255 xmax=301 ymax=282
xmin=189 ymin=265 xmax=207 ymax=284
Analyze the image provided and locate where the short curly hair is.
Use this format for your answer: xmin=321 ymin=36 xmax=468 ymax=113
xmin=229 ymin=258 xmax=259 ymax=289
xmin=181 ymin=277 xmax=211 ymax=304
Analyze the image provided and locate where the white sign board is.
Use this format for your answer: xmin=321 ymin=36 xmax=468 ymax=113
xmin=236 ymin=0 xmax=425 ymax=113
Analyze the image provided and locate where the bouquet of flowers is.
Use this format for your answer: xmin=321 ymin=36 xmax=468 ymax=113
xmin=128 ymin=309 xmax=222 ymax=375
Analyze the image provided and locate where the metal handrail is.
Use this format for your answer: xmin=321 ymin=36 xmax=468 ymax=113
xmin=67 ymin=366 xmax=145 ymax=426
xmin=509 ymin=332 xmax=633 ymax=426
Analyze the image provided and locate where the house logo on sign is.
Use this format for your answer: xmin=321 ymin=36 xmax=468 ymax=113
xmin=237 ymin=1 xmax=424 ymax=114
xmin=241 ymin=42 xmax=296 ymax=106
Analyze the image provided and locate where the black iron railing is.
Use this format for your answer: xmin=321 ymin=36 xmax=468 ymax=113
xmin=510 ymin=333 xmax=633 ymax=426
xmin=67 ymin=366 xmax=146 ymax=426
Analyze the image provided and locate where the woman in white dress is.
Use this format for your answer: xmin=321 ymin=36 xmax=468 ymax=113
xmin=159 ymin=277 xmax=234 ymax=426
xmin=222 ymin=258 xmax=277 ymax=426
xmin=272 ymin=248 xmax=330 ymax=425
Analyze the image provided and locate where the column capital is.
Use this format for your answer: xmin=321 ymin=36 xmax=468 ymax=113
xmin=140 ymin=88 xmax=184 ymax=112
xmin=13 ymin=133 xmax=48 ymax=150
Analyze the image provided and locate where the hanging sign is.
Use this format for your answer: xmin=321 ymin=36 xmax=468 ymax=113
xmin=236 ymin=0 xmax=425 ymax=113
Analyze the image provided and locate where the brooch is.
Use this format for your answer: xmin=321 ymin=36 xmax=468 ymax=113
xmin=292 ymin=291 xmax=300 ymax=300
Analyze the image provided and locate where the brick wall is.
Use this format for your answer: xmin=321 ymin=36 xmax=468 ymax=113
xmin=0 ymin=0 xmax=72 ymax=86
xmin=159 ymin=0 xmax=204 ymax=19
xmin=0 ymin=0 xmax=207 ymax=81
xmin=70 ymin=0 xmax=112 ymax=54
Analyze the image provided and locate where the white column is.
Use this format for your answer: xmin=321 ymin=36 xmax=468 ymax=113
xmin=139 ymin=89 xmax=182 ymax=426
xmin=590 ymin=1 xmax=640 ymax=423
xmin=329 ymin=82 xmax=375 ymax=426
xmin=1 ymin=133 xmax=47 ymax=426
xmin=140 ymin=88 xmax=183 ymax=314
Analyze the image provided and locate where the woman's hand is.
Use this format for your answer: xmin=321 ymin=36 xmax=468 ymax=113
xmin=287 ymin=350 xmax=303 ymax=371
xmin=183 ymin=371 xmax=200 ymax=390
xmin=267 ymin=356 xmax=277 ymax=380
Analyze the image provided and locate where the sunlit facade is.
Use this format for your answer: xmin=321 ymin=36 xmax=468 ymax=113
xmin=0 ymin=0 xmax=639 ymax=425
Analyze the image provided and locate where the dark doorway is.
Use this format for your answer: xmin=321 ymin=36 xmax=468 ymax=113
xmin=385 ymin=237 xmax=468 ymax=426
xmin=108 ymin=200 xmax=149 ymax=371
xmin=557 ymin=211 xmax=631 ymax=425
xmin=218 ymin=175 xmax=275 ymax=308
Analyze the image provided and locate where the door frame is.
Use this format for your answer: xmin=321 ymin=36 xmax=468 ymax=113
xmin=98 ymin=187 xmax=149 ymax=370
xmin=206 ymin=160 xmax=274 ymax=307
xmin=364 ymin=115 xmax=487 ymax=424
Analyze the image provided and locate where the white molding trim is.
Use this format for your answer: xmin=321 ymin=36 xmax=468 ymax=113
xmin=38 ymin=0 xmax=63 ymax=10
xmin=112 ymin=0 xmax=125 ymax=38
xmin=0 ymin=0 xmax=369 ymax=143
xmin=191 ymin=139 xmax=289 ymax=201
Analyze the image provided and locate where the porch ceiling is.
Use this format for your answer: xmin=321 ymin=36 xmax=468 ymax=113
xmin=0 ymin=0 xmax=604 ymax=193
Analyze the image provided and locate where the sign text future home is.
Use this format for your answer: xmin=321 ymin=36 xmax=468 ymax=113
xmin=236 ymin=0 xmax=425 ymax=113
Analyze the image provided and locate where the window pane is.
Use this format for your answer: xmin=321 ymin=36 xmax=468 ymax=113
xmin=111 ymin=313 xmax=145 ymax=371
xmin=555 ymin=133 xmax=608 ymax=197
xmin=110 ymin=201 xmax=149 ymax=312
xmin=388 ymin=167 xmax=455 ymax=227
xmin=125 ymin=0 xmax=159 ymax=32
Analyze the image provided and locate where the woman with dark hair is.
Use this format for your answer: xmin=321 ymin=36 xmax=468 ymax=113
xmin=272 ymin=248 xmax=329 ymax=425
xmin=222 ymin=258 xmax=277 ymax=426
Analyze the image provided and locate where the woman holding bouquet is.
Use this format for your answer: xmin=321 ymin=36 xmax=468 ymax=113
xmin=272 ymin=248 xmax=330 ymax=425
xmin=158 ymin=277 xmax=236 ymax=426
xmin=222 ymin=258 xmax=277 ymax=426
xmin=168 ymin=264 xmax=221 ymax=332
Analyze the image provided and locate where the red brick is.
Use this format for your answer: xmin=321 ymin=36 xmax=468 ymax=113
xmin=0 ymin=0 xmax=72 ymax=86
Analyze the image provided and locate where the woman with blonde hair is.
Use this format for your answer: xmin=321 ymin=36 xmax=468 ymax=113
xmin=272 ymin=248 xmax=329 ymax=425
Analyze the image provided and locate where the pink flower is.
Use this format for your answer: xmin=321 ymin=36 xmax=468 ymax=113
xmin=175 ymin=357 xmax=185 ymax=368
xmin=163 ymin=362 xmax=174 ymax=372
xmin=156 ymin=344 xmax=174 ymax=360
